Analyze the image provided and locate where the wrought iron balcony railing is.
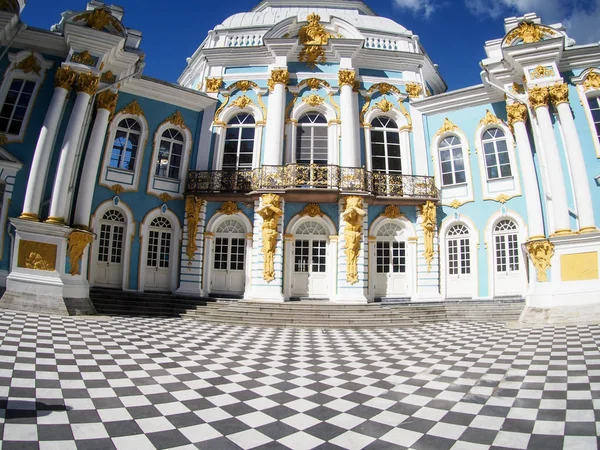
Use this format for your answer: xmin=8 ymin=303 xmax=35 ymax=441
xmin=187 ymin=164 xmax=439 ymax=199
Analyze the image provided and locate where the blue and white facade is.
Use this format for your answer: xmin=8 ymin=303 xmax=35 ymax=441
xmin=1 ymin=0 xmax=599 ymax=321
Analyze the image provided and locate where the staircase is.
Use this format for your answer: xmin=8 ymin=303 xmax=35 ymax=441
xmin=89 ymin=288 xmax=525 ymax=329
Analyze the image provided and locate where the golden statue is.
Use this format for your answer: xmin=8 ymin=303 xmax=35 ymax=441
xmin=67 ymin=231 xmax=94 ymax=276
xmin=256 ymin=194 xmax=283 ymax=282
xmin=420 ymin=201 xmax=437 ymax=272
xmin=342 ymin=196 xmax=366 ymax=285
xmin=185 ymin=196 xmax=203 ymax=267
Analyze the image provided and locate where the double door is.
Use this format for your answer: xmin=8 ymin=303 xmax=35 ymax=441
xmin=145 ymin=227 xmax=172 ymax=291
xmin=211 ymin=236 xmax=245 ymax=294
xmin=374 ymin=240 xmax=407 ymax=297
xmin=291 ymin=239 xmax=328 ymax=297
xmin=95 ymin=221 xmax=124 ymax=287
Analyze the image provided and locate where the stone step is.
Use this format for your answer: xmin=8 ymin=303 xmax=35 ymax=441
xmin=187 ymin=316 xmax=420 ymax=329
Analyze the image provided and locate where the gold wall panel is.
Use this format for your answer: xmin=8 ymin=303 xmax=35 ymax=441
xmin=561 ymin=252 xmax=598 ymax=281
xmin=17 ymin=240 xmax=57 ymax=271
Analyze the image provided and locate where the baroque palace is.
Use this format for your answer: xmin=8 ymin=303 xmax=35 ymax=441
xmin=0 ymin=0 xmax=599 ymax=322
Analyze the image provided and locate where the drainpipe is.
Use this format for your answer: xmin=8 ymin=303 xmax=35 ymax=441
xmin=0 ymin=22 xmax=27 ymax=63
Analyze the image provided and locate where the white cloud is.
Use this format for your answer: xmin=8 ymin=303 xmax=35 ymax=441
xmin=392 ymin=0 xmax=439 ymax=18
xmin=464 ymin=0 xmax=600 ymax=44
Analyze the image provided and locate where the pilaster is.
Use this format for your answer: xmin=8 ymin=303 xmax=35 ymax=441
xmin=415 ymin=203 xmax=442 ymax=301
xmin=177 ymin=197 xmax=207 ymax=296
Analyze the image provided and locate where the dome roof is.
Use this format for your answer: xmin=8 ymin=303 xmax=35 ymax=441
xmin=217 ymin=1 xmax=410 ymax=36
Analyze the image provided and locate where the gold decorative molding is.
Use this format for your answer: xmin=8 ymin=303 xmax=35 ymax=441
xmin=405 ymin=82 xmax=423 ymax=98
xmin=506 ymin=102 xmax=528 ymax=126
xmin=256 ymin=194 xmax=283 ymax=282
xmin=449 ymin=199 xmax=464 ymax=209
xmin=100 ymin=70 xmax=116 ymax=83
xmin=18 ymin=212 xmax=40 ymax=221
xmin=75 ymin=73 xmax=99 ymax=95
xmin=17 ymin=240 xmax=57 ymax=271
xmin=435 ymin=118 xmax=459 ymax=137
xmin=305 ymin=78 xmax=328 ymax=90
xmin=159 ymin=192 xmax=172 ymax=203
xmin=0 ymin=133 xmax=7 ymax=146
xmin=338 ymin=69 xmax=356 ymax=87
xmin=298 ymin=13 xmax=332 ymax=67
xmin=549 ymin=82 xmax=569 ymax=106
xmin=526 ymin=239 xmax=554 ymax=282
xmin=478 ymin=109 xmax=503 ymax=128
xmin=490 ymin=193 xmax=515 ymax=204
xmin=342 ymin=196 xmax=366 ymax=285
xmin=234 ymin=80 xmax=255 ymax=92
xmin=299 ymin=203 xmax=324 ymax=217
xmin=119 ymin=100 xmax=144 ymax=117
xmin=15 ymin=53 xmax=41 ymax=75
xmin=205 ymin=77 xmax=223 ymax=92
xmin=268 ymin=69 xmax=289 ymax=91
xmin=217 ymin=201 xmax=241 ymax=215
xmin=583 ymin=70 xmax=600 ymax=91
xmin=510 ymin=82 xmax=525 ymax=94
xmin=185 ymin=196 xmax=203 ymax=267
xmin=204 ymin=231 xmax=215 ymax=238
xmin=302 ymin=94 xmax=324 ymax=107
xmin=96 ymin=90 xmax=118 ymax=113
xmin=381 ymin=205 xmax=404 ymax=219
xmin=86 ymin=7 xmax=112 ymax=30
xmin=67 ymin=231 xmax=94 ymax=276
xmin=528 ymin=86 xmax=549 ymax=109
xmin=420 ymin=201 xmax=437 ymax=272
xmin=165 ymin=111 xmax=186 ymax=128
xmin=111 ymin=184 xmax=125 ymax=196
xmin=72 ymin=51 xmax=95 ymax=66
xmin=54 ymin=67 xmax=77 ymax=90
xmin=529 ymin=65 xmax=555 ymax=79
xmin=561 ymin=252 xmax=598 ymax=281
xmin=374 ymin=98 xmax=394 ymax=113
xmin=505 ymin=22 xmax=554 ymax=45
xmin=232 ymin=95 xmax=254 ymax=109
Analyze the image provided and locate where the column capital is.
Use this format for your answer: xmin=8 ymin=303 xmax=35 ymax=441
xmin=205 ymin=77 xmax=223 ymax=93
xmin=506 ymin=102 xmax=528 ymax=126
xmin=54 ymin=67 xmax=77 ymax=91
xmin=267 ymin=69 xmax=289 ymax=91
xmin=75 ymin=73 xmax=99 ymax=96
xmin=549 ymin=82 xmax=569 ymax=106
xmin=96 ymin=90 xmax=118 ymax=113
xmin=338 ymin=69 xmax=356 ymax=87
xmin=405 ymin=82 xmax=423 ymax=99
xmin=528 ymin=86 xmax=549 ymax=109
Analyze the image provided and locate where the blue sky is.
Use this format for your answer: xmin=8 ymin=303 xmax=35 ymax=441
xmin=21 ymin=0 xmax=598 ymax=91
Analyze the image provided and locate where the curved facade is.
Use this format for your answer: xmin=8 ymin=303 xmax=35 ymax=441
xmin=0 ymin=1 xmax=599 ymax=321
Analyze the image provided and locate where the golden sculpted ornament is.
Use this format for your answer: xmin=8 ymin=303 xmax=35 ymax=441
xmin=299 ymin=203 xmax=324 ymax=217
xmin=504 ymin=22 xmax=551 ymax=45
xmin=185 ymin=196 xmax=203 ymax=267
xmin=15 ymin=54 xmax=41 ymax=75
xmin=298 ymin=13 xmax=332 ymax=67
xmin=405 ymin=82 xmax=423 ymax=98
xmin=120 ymin=100 xmax=144 ymax=117
xmin=268 ymin=69 xmax=289 ymax=91
xmin=374 ymin=98 xmax=394 ymax=113
xmin=67 ymin=231 xmax=94 ymax=275
xmin=420 ymin=201 xmax=437 ymax=272
xmin=528 ymin=87 xmax=549 ymax=109
xmin=232 ymin=95 xmax=254 ymax=109
xmin=302 ymin=94 xmax=324 ymax=107
xmin=338 ymin=70 xmax=355 ymax=87
xmin=217 ymin=201 xmax=241 ymax=215
xmin=549 ymin=83 xmax=569 ymax=106
xmin=55 ymin=67 xmax=77 ymax=90
xmin=86 ymin=8 xmax=112 ymax=30
xmin=506 ymin=102 xmax=528 ymax=126
xmin=17 ymin=240 xmax=57 ymax=271
xmin=256 ymin=194 xmax=283 ymax=282
xmin=96 ymin=91 xmax=118 ymax=113
xmin=583 ymin=71 xmax=600 ymax=91
xmin=205 ymin=77 xmax=223 ymax=93
xmin=478 ymin=110 xmax=502 ymax=128
xmin=75 ymin=73 xmax=99 ymax=95
xmin=526 ymin=240 xmax=554 ymax=282
xmin=342 ymin=196 xmax=366 ymax=285
xmin=435 ymin=118 xmax=458 ymax=137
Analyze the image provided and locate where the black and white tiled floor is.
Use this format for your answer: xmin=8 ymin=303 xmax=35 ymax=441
xmin=0 ymin=310 xmax=599 ymax=449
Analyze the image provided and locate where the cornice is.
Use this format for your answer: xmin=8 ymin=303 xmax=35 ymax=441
xmin=412 ymin=84 xmax=503 ymax=115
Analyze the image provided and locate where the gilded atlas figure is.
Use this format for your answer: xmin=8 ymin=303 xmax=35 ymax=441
xmin=256 ymin=194 xmax=283 ymax=282
xmin=343 ymin=196 xmax=366 ymax=284
xmin=420 ymin=201 xmax=437 ymax=271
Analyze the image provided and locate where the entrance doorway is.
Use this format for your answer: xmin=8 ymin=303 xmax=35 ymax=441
xmin=210 ymin=219 xmax=247 ymax=295
xmin=291 ymin=221 xmax=329 ymax=297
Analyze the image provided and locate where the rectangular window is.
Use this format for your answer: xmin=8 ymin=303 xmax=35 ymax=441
xmin=214 ymin=238 xmax=229 ymax=270
xmin=311 ymin=240 xmax=326 ymax=273
xmin=0 ymin=79 xmax=35 ymax=136
xmin=391 ymin=242 xmax=406 ymax=273
xmin=294 ymin=240 xmax=309 ymax=272
xmin=587 ymin=97 xmax=600 ymax=143
xmin=230 ymin=238 xmax=245 ymax=271
xmin=376 ymin=242 xmax=390 ymax=273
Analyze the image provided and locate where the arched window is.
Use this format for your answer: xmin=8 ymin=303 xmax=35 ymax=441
xmin=439 ymin=135 xmax=466 ymax=186
xmin=223 ymin=113 xmax=255 ymax=170
xmin=155 ymin=129 xmax=184 ymax=179
xmin=371 ymin=117 xmax=401 ymax=174
xmin=110 ymin=118 xmax=141 ymax=170
xmin=447 ymin=224 xmax=470 ymax=275
xmin=482 ymin=128 xmax=511 ymax=180
xmin=296 ymin=112 xmax=328 ymax=165
xmin=147 ymin=217 xmax=172 ymax=269
xmin=493 ymin=219 xmax=519 ymax=273
xmin=0 ymin=78 xmax=35 ymax=136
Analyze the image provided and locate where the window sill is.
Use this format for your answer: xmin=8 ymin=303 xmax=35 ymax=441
xmin=441 ymin=181 xmax=469 ymax=188
xmin=107 ymin=166 xmax=135 ymax=174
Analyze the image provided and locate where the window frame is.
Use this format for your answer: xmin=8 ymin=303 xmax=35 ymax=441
xmin=222 ymin=113 xmax=256 ymax=170
xmin=295 ymin=111 xmax=329 ymax=165
xmin=576 ymin=71 xmax=600 ymax=158
xmin=100 ymin=112 xmax=148 ymax=193
xmin=369 ymin=116 xmax=402 ymax=175
xmin=364 ymin=110 xmax=412 ymax=175
xmin=481 ymin=127 xmax=512 ymax=181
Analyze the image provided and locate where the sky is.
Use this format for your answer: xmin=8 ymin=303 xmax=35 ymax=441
xmin=20 ymin=0 xmax=599 ymax=91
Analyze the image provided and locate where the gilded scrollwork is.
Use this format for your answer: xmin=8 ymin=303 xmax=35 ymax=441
xmin=17 ymin=240 xmax=57 ymax=271
xmin=256 ymin=194 xmax=283 ymax=282
xmin=302 ymin=94 xmax=324 ymax=107
xmin=342 ymin=196 xmax=366 ymax=285
xmin=549 ymin=82 xmax=569 ymax=106
xmin=268 ymin=69 xmax=289 ymax=91
xmin=205 ymin=77 xmax=223 ymax=92
xmin=529 ymin=65 xmax=555 ymax=80
xmin=185 ymin=196 xmax=203 ymax=267
xmin=100 ymin=70 xmax=116 ymax=83
xmin=435 ymin=118 xmax=458 ymax=137
xmin=86 ymin=8 xmax=112 ymax=30
xmin=111 ymin=184 xmax=125 ymax=196
xmin=478 ymin=110 xmax=503 ymax=128
xmin=298 ymin=13 xmax=332 ymax=67
xmin=338 ymin=70 xmax=356 ymax=87
xmin=381 ymin=205 xmax=404 ymax=219
xmin=119 ymin=100 xmax=144 ymax=117
xmin=159 ymin=192 xmax=172 ymax=203
xmin=583 ymin=70 xmax=600 ymax=91
xmin=405 ymin=82 xmax=423 ymax=98
xmin=72 ymin=51 xmax=95 ymax=66
xmin=217 ymin=201 xmax=241 ymax=215
xmin=526 ymin=239 xmax=554 ymax=282
xmin=299 ymin=203 xmax=324 ymax=217
xmin=165 ymin=111 xmax=187 ymax=128
xmin=67 ymin=231 xmax=94 ymax=276
xmin=55 ymin=67 xmax=77 ymax=90
xmin=528 ymin=86 xmax=549 ymax=109
xmin=506 ymin=102 xmax=528 ymax=126
xmin=75 ymin=73 xmax=99 ymax=95
xmin=374 ymin=98 xmax=394 ymax=113
xmin=15 ymin=54 xmax=41 ymax=75
xmin=232 ymin=95 xmax=254 ymax=109
xmin=420 ymin=201 xmax=437 ymax=272
xmin=504 ymin=22 xmax=555 ymax=45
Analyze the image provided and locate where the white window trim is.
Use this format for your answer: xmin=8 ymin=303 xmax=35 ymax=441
xmin=99 ymin=113 xmax=149 ymax=193
xmin=575 ymin=75 xmax=600 ymax=158
xmin=484 ymin=210 xmax=528 ymax=299
xmin=139 ymin=208 xmax=182 ymax=293
xmin=286 ymin=101 xmax=340 ymax=165
xmin=0 ymin=51 xmax=52 ymax=143
xmin=475 ymin=123 xmax=522 ymax=201
xmin=89 ymin=199 xmax=136 ymax=291
xmin=213 ymin=103 xmax=264 ymax=170
xmin=0 ymin=147 xmax=23 ymax=263
xmin=430 ymin=128 xmax=474 ymax=207
xmin=147 ymin=121 xmax=193 ymax=199
xmin=438 ymin=215 xmax=479 ymax=299
xmin=364 ymin=109 xmax=412 ymax=175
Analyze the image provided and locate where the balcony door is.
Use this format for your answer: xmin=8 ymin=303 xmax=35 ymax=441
xmin=371 ymin=117 xmax=402 ymax=195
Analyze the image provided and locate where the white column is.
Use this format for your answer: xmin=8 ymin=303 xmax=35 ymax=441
xmin=20 ymin=68 xmax=76 ymax=220
xmin=47 ymin=73 xmax=99 ymax=225
xmin=339 ymin=69 xmax=360 ymax=167
xmin=262 ymin=68 xmax=288 ymax=166
xmin=73 ymin=91 xmax=117 ymax=228
xmin=507 ymin=103 xmax=545 ymax=239
xmin=551 ymin=84 xmax=597 ymax=232
xmin=529 ymin=87 xmax=571 ymax=234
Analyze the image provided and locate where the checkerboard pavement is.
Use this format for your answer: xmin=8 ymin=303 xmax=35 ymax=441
xmin=0 ymin=310 xmax=599 ymax=449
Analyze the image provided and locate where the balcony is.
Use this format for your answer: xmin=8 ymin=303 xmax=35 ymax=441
xmin=187 ymin=164 xmax=439 ymax=202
